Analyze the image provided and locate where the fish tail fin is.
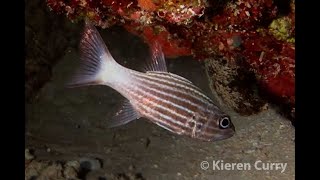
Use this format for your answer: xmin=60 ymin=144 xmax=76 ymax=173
xmin=66 ymin=20 xmax=116 ymax=88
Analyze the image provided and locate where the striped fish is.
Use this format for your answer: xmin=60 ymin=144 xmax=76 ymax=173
xmin=68 ymin=21 xmax=235 ymax=142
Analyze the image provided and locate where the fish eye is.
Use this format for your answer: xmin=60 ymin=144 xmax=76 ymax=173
xmin=219 ymin=117 xmax=230 ymax=129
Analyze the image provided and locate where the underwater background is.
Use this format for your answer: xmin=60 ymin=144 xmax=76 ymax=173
xmin=25 ymin=0 xmax=295 ymax=179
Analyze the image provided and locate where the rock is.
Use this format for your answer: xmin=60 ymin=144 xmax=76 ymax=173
xmin=79 ymin=157 xmax=102 ymax=171
xmin=25 ymin=149 xmax=35 ymax=160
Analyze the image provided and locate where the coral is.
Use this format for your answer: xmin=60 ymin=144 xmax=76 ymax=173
xmin=124 ymin=24 xmax=192 ymax=57
xmin=156 ymin=0 xmax=206 ymax=25
xmin=137 ymin=0 xmax=157 ymax=12
xmin=46 ymin=0 xmax=206 ymax=27
xmin=269 ymin=16 xmax=295 ymax=43
xmin=46 ymin=0 xmax=295 ymax=119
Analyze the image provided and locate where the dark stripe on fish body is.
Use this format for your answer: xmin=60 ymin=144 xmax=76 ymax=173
xmin=115 ymin=75 xmax=223 ymax=139
xmin=124 ymin=85 xmax=191 ymax=134
xmin=136 ymin=83 xmax=198 ymax=121
xmin=146 ymin=71 xmax=214 ymax=103
xmin=131 ymin=72 xmax=213 ymax=113
xmin=137 ymin=84 xmax=192 ymax=124
xmin=138 ymin=102 xmax=187 ymax=134
xmin=118 ymin=71 xmax=225 ymax=137
xmin=128 ymin=73 xmax=213 ymax=134
xmin=123 ymin=78 xmax=223 ymax=135
xmin=134 ymin=78 xmax=202 ymax=115
xmin=146 ymin=71 xmax=194 ymax=84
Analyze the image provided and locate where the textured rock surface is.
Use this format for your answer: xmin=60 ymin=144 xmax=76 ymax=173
xmin=205 ymin=55 xmax=268 ymax=115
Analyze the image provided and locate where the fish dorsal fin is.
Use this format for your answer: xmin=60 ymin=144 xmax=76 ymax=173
xmin=107 ymin=100 xmax=141 ymax=128
xmin=144 ymin=41 xmax=168 ymax=72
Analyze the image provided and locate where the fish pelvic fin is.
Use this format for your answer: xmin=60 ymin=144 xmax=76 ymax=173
xmin=66 ymin=20 xmax=116 ymax=88
xmin=107 ymin=99 xmax=141 ymax=128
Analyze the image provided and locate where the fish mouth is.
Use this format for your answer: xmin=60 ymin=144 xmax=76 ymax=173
xmin=212 ymin=126 xmax=235 ymax=141
xmin=213 ymin=132 xmax=235 ymax=141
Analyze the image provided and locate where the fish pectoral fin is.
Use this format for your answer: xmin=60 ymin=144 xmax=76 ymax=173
xmin=107 ymin=100 xmax=141 ymax=128
xmin=143 ymin=41 xmax=168 ymax=72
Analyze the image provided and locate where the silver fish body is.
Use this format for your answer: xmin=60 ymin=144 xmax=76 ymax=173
xmin=68 ymin=21 xmax=235 ymax=142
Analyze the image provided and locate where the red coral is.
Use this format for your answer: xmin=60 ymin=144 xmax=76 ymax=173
xmin=137 ymin=0 xmax=157 ymax=11
xmin=241 ymin=32 xmax=295 ymax=106
xmin=125 ymin=24 xmax=192 ymax=58
xmin=157 ymin=3 xmax=205 ymax=25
